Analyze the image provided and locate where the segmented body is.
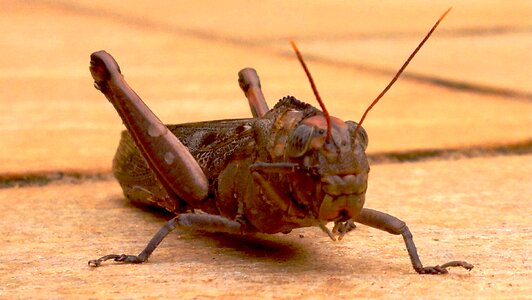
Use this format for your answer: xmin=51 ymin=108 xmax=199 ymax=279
xmin=89 ymin=9 xmax=473 ymax=274
xmin=113 ymin=96 xmax=322 ymax=233
xmin=113 ymin=119 xmax=255 ymax=211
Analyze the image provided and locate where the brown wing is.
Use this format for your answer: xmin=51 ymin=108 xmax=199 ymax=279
xmin=112 ymin=97 xmax=317 ymax=210
xmin=112 ymin=118 xmax=256 ymax=210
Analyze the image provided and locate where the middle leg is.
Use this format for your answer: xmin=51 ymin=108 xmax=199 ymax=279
xmin=238 ymin=68 xmax=269 ymax=117
xmin=88 ymin=213 xmax=243 ymax=267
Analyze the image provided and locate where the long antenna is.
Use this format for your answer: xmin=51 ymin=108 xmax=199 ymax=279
xmin=353 ymin=7 xmax=452 ymax=138
xmin=291 ymin=41 xmax=332 ymax=143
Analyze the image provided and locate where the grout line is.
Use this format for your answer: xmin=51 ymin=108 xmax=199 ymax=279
xmin=368 ymin=139 xmax=532 ymax=164
xmin=271 ymin=49 xmax=532 ymax=102
xmin=0 ymin=172 xmax=114 ymax=189
xmin=1 ymin=140 xmax=530 ymax=189
xmin=258 ymin=26 xmax=532 ymax=43
xmin=32 ymin=0 xmax=532 ymax=102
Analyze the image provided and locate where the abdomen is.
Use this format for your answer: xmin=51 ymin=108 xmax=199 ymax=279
xmin=112 ymin=131 xmax=183 ymax=211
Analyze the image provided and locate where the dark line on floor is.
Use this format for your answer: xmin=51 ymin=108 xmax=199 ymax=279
xmin=272 ymin=49 xmax=532 ymax=101
xmin=368 ymin=139 xmax=532 ymax=164
xmin=34 ymin=0 xmax=532 ymax=102
xmin=262 ymin=25 xmax=532 ymax=43
xmin=0 ymin=172 xmax=113 ymax=189
xmin=2 ymin=140 xmax=530 ymax=189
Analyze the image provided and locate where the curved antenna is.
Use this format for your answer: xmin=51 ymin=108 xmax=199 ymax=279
xmin=291 ymin=41 xmax=332 ymax=143
xmin=353 ymin=7 xmax=452 ymax=138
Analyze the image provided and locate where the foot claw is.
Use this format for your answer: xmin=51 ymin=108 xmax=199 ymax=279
xmin=88 ymin=259 xmax=102 ymax=267
xmin=419 ymin=265 xmax=448 ymax=274
xmin=88 ymin=254 xmax=143 ymax=267
xmin=440 ymin=260 xmax=474 ymax=271
xmin=417 ymin=261 xmax=473 ymax=275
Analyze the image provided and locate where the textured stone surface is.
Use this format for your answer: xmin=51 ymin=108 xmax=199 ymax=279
xmin=1 ymin=1 xmax=531 ymax=298
xmin=0 ymin=155 xmax=530 ymax=298
xmin=1 ymin=0 xmax=530 ymax=173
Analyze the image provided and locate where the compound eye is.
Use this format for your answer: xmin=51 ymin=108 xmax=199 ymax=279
xmin=357 ymin=126 xmax=368 ymax=150
xmin=347 ymin=121 xmax=369 ymax=150
xmin=286 ymin=124 xmax=315 ymax=157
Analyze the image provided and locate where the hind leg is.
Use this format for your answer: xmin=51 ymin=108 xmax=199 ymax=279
xmin=90 ymin=51 xmax=208 ymax=204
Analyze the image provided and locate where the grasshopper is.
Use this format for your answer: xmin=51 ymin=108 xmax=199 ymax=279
xmin=88 ymin=8 xmax=472 ymax=274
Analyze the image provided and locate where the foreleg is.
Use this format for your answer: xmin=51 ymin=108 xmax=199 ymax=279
xmin=353 ymin=208 xmax=473 ymax=274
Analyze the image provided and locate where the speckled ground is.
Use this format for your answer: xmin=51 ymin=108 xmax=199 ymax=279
xmin=1 ymin=1 xmax=531 ymax=298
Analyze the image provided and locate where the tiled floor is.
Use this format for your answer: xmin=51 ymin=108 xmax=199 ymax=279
xmin=1 ymin=1 xmax=531 ymax=298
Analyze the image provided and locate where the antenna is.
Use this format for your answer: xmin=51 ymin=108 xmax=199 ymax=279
xmin=291 ymin=41 xmax=332 ymax=143
xmin=353 ymin=7 xmax=452 ymax=138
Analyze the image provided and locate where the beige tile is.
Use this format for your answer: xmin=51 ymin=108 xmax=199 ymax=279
xmin=1 ymin=1 xmax=530 ymax=175
xmin=0 ymin=155 xmax=530 ymax=298
xmin=68 ymin=0 xmax=532 ymax=40
xmin=291 ymin=32 xmax=532 ymax=96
